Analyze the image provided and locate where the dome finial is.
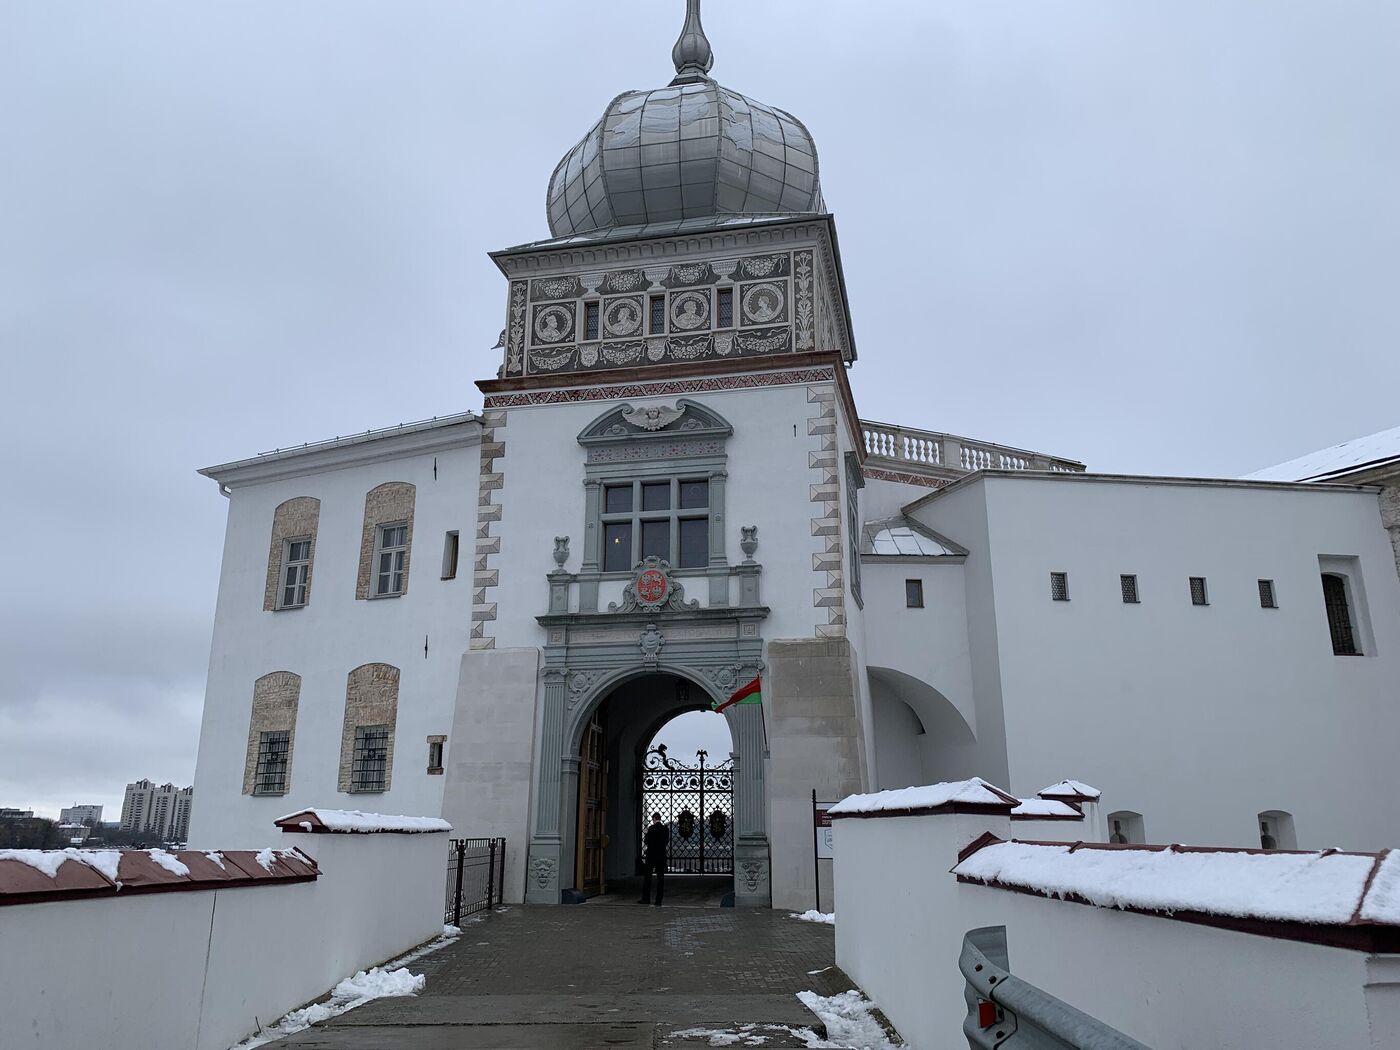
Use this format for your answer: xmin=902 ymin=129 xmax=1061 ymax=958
xmin=671 ymin=0 xmax=714 ymax=84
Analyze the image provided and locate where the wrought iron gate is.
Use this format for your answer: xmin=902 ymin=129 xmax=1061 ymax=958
xmin=640 ymin=744 xmax=734 ymax=874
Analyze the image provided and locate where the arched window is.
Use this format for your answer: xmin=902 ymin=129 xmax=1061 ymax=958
xmin=1258 ymin=810 xmax=1297 ymax=850
xmin=338 ymin=663 xmax=400 ymax=793
xmin=1321 ymin=573 xmax=1359 ymax=655
xmin=1106 ymin=810 xmax=1145 ymax=845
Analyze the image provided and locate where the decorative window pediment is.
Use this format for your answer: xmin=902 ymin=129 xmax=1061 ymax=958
xmin=578 ymin=399 xmax=733 ymax=464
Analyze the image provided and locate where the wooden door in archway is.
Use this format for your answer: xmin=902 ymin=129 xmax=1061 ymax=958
xmin=575 ymin=709 xmax=608 ymax=898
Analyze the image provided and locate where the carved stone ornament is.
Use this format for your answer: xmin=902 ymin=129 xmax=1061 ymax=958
xmin=609 ymin=556 xmax=700 ymax=613
xmin=553 ymin=536 xmax=570 ymax=567
xmin=566 ymin=669 xmax=602 ymax=708
xmin=621 ymin=403 xmax=685 ymax=432
xmin=739 ymin=858 xmax=768 ymax=893
xmin=740 ymin=525 xmax=758 ymax=561
xmin=639 ymin=623 xmax=665 ymax=665
xmin=529 ymin=855 xmax=558 ymax=889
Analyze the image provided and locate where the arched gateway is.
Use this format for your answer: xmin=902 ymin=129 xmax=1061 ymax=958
xmin=526 ymin=557 xmax=770 ymax=905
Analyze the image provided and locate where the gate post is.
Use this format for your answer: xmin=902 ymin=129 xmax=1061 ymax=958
xmin=452 ymin=839 xmax=465 ymax=926
xmin=487 ymin=839 xmax=497 ymax=907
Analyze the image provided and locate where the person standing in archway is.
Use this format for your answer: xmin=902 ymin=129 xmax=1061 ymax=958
xmin=639 ymin=812 xmax=669 ymax=906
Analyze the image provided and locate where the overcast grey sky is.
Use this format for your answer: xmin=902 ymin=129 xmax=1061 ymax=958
xmin=2 ymin=1 xmax=1397 ymax=820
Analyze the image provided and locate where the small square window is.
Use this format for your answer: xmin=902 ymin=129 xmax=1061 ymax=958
xmin=1050 ymin=572 xmax=1069 ymax=601
xmin=678 ymin=479 xmax=708 ymax=509
xmin=905 ymin=579 xmax=924 ymax=608
xmin=603 ymin=522 xmax=632 ymax=572
xmin=640 ymin=518 xmax=670 ymax=561
xmin=1258 ymin=579 xmax=1277 ymax=609
xmin=441 ymin=531 xmax=459 ymax=580
xmin=641 ymin=481 xmax=671 ymax=512
xmin=584 ymin=301 xmax=601 ymax=341
xmin=604 ymin=484 xmax=633 ymax=514
xmin=1120 ymin=574 xmax=1139 ymax=604
xmin=1189 ymin=576 xmax=1209 ymax=606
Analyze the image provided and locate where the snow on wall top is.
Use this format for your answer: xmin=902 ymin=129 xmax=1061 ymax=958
xmin=1036 ymin=780 xmax=1101 ymax=801
xmin=955 ymin=840 xmax=1395 ymax=927
xmin=1012 ymin=799 xmax=1083 ymax=819
xmin=1244 ymin=423 xmax=1400 ymax=483
xmin=275 ymin=808 xmax=453 ymax=834
xmin=829 ymin=778 xmax=1018 ymax=816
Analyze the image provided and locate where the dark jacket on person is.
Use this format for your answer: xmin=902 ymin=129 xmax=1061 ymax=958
xmin=644 ymin=823 xmax=670 ymax=865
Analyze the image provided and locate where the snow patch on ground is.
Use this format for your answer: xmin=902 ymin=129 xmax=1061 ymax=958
xmin=668 ymin=991 xmax=901 ymax=1049
xmin=796 ymin=990 xmax=903 ymax=1049
xmin=955 ymin=841 xmax=1381 ymax=924
xmin=829 ymin=778 xmax=1015 ymax=816
xmin=790 ymin=910 xmax=835 ymax=925
xmin=0 ymin=848 xmax=123 ymax=883
xmin=276 ymin=808 xmax=452 ymax=834
xmin=229 ymin=925 xmax=464 ymax=1048
xmin=146 ymin=848 xmax=190 ymax=877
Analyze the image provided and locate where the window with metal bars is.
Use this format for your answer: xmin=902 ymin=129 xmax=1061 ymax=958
xmin=1120 ymin=574 xmax=1139 ymax=604
xmin=1321 ymin=573 xmax=1359 ymax=655
xmin=1258 ymin=579 xmax=1278 ymax=609
xmin=351 ymin=725 xmax=390 ymax=792
xmin=1189 ymin=576 xmax=1209 ymax=606
xmin=649 ymin=295 xmax=666 ymax=334
xmin=1050 ymin=572 xmax=1069 ymax=601
xmin=374 ymin=524 xmax=409 ymax=597
xmin=253 ymin=731 xmax=290 ymax=795
xmin=716 ymin=287 xmax=734 ymax=328
xmin=584 ymin=301 xmax=600 ymax=341
xmin=281 ymin=539 xmax=311 ymax=608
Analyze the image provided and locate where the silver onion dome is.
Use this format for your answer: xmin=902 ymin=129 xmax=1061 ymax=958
xmin=545 ymin=0 xmax=824 ymax=239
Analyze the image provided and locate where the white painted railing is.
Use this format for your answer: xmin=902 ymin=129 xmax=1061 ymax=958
xmin=860 ymin=420 xmax=1084 ymax=478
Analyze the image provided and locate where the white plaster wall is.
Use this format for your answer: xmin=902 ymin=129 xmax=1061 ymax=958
xmin=921 ymin=475 xmax=1400 ymax=851
xmin=0 ymin=832 xmax=447 ymax=1050
xmin=191 ymin=441 xmax=479 ymax=848
xmin=834 ymin=811 xmax=1395 ymax=1050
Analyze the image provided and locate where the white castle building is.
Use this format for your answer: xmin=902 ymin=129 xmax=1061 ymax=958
xmin=189 ymin=3 xmax=1400 ymax=910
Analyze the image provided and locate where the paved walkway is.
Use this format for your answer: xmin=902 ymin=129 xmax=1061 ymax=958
xmin=272 ymin=900 xmax=851 ymax=1049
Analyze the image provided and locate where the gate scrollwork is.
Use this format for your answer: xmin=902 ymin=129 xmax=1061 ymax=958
xmin=640 ymin=745 xmax=734 ymax=875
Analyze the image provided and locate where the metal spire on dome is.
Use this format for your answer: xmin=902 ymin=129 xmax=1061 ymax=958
xmin=671 ymin=0 xmax=714 ymax=84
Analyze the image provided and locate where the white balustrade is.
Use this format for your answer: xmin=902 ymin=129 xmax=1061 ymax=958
xmin=859 ymin=421 xmax=1083 ymax=479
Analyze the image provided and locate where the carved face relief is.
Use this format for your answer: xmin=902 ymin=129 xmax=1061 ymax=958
xmin=604 ymin=296 xmax=644 ymax=338
xmin=742 ymin=283 xmax=786 ymax=326
xmin=533 ymin=304 xmax=575 ymax=344
xmin=670 ymin=291 xmax=711 ymax=331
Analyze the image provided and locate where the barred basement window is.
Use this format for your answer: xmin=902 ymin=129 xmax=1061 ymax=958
xmin=905 ymin=579 xmax=924 ymax=608
xmin=1258 ymin=579 xmax=1278 ymax=609
xmin=649 ymin=294 xmax=666 ymax=334
xmin=281 ymin=539 xmax=311 ymax=608
xmin=716 ymin=287 xmax=734 ymax=328
xmin=1050 ymin=572 xmax=1069 ymax=601
xmin=584 ymin=301 xmax=601 ymax=341
xmin=375 ymin=524 xmax=409 ymax=597
xmin=253 ymin=731 xmax=290 ymax=795
xmin=1321 ymin=573 xmax=1359 ymax=655
xmin=1189 ymin=576 xmax=1209 ymax=606
xmin=1120 ymin=574 xmax=1139 ymax=604
xmin=351 ymin=725 xmax=390 ymax=792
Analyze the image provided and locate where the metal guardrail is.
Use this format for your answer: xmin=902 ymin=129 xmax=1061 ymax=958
xmin=961 ymin=926 xmax=1150 ymax=1049
xmin=445 ymin=837 xmax=506 ymax=925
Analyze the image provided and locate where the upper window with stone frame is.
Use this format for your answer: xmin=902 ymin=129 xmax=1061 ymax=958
xmin=577 ymin=400 xmax=733 ymax=582
xmin=264 ymin=497 xmax=320 ymax=612
xmin=374 ymin=523 xmax=410 ymax=598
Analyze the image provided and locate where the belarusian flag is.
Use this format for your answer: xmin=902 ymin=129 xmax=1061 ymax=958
xmin=713 ymin=675 xmax=761 ymax=713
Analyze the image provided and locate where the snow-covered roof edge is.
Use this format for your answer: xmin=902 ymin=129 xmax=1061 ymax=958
xmin=275 ymin=808 xmax=453 ymax=834
xmin=1245 ymin=423 xmax=1400 ymax=483
xmin=954 ymin=838 xmax=1400 ymax=949
xmin=1012 ymin=798 xmax=1084 ymax=820
xmin=829 ymin=778 xmax=1019 ymax=817
xmin=1036 ymin=779 xmax=1101 ymax=802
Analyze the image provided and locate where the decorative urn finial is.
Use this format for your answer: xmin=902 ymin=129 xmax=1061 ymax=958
xmin=671 ymin=0 xmax=714 ymax=84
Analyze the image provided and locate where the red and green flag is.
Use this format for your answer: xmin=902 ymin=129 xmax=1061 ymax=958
xmin=713 ymin=675 xmax=761 ymax=713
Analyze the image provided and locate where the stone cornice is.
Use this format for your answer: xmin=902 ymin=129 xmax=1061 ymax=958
xmin=537 ymin=605 xmax=769 ymax=629
xmin=201 ymin=414 xmax=482 ymax=489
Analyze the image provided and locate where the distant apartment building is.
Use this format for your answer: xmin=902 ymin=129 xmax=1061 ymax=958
xmin=59 ymin=804 xmax=103 ymax=826
xmin=0 ymin=808 xmax=34 ymax=819
xmin=120 ymin=781 xmax=192 ymax=841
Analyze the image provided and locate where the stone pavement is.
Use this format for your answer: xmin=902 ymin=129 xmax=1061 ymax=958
xmin=270 ymin=900 xmax=853 ymax=1049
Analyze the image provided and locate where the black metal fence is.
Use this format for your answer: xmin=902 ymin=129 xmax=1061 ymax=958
xmin=445 ymin=837 xmax=506 ymax=925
